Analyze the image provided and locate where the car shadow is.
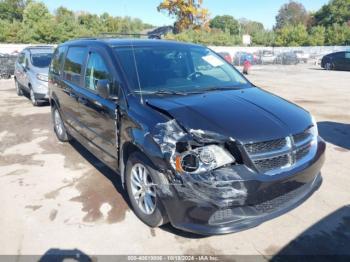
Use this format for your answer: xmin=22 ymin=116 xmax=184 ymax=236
xmin=69 ymin=139 xmax=130 ymax=207
xmin=271 ymin=205 xmax=350 ymax=260
xmin=318 ymin=121 xmax=350 ymax=150
xmin=69 ymin=139 xmax=205 ymax=238
xmin=39 ymin=248 xmax=92 ymax=262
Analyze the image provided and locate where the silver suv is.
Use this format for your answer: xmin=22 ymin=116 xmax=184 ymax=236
xmin=14 ymin=46 xmax=54 ymax=106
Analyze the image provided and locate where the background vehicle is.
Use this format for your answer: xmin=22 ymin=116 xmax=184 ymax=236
xmin=49 ymin=38 xmax=325 ymax=235
xmin=274 ymin=52 xmax=299 ymax=65
xmin=321 ymin=51 xmax=350 ymax=71
xmin=259 ymin=50 xmax=276 ymax=64
xmin=218 ymin=52 xmax=233 ymax=64
xmin=233 ymin=52 xmax=254 ymax=66
xmin=0 ymin=54 xmax=17 ymax=79
xmin=293 ymin=50 xmax=310 ymax=63
xmin=14 ymin=46 xmax=54 ymax=106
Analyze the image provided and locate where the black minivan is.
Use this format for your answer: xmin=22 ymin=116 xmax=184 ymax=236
xmin=49 ymin=38 xmax=325 ymax=235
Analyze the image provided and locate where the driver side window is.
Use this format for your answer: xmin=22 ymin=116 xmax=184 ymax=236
xmin=85 ymin=52 xmax=111 ymax=91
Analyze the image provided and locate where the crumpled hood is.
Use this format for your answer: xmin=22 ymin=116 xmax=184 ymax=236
xmin=146 ymin=88 xmax=312 ymax=144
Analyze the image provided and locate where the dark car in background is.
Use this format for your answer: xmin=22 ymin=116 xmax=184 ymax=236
xmin=275 ymin=52 xmax=299 ymax=65
xmin=49 ymin=38 xmax=325 ymax=235
xmin=321 ymin=51 xmax=350 ymax=71
xmin=14 ymin=46 xmax=54 ymax=106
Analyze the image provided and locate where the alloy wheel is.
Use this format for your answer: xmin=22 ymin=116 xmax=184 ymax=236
xmin=54 ymin=109 xmax=64 ymax=137
xmin=130 ymin=163 xmax=156 ymax=215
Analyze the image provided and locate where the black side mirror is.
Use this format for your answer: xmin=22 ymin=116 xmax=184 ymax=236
xmin=96 ymin=79 xmax=109 ymax=99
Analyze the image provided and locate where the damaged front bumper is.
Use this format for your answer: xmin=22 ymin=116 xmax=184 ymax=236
xmin=158 ymin=138 xmax=325 ymax=235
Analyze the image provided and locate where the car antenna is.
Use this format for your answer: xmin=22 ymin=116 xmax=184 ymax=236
xmin=130 ymin=39 xmax=143 ymax=104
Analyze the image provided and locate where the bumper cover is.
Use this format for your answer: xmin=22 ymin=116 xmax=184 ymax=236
xmin=159 ymin=138 xmax=326 ymax=235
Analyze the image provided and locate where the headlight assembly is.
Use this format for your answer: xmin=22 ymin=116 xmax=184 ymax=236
xmin=37 ymin=73 xmax=48 ymax=82
xmin=175 ymin=145 xmax=235 ymax=174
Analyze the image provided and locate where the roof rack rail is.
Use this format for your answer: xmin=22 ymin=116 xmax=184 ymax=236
xmin=99 ymin=33 xmax=161 ymax=39
xmin=25 ymin=45 xmax=55 ymax=49
xmin=69 ymin=32 xmax=162 ymax=42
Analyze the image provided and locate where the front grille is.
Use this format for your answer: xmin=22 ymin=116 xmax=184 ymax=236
xmin=296 ymin=145 xmax=311 ymax=161
xmin=293 ymin=132 xmax=311 ymax=144
xmin=253 ymin=154 xmax=290 ymax=173
xmin=243 ymin=130 xmax=314 ymax=174
xmin=245 ymin=138 xmax=286 ymax=154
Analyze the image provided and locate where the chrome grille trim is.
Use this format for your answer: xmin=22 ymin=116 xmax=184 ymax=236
xmin=243 ymin=130 xmax=316 ymax=175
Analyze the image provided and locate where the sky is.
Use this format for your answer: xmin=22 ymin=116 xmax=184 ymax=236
xmin=41 ymin=0 xmax=330 ymax=29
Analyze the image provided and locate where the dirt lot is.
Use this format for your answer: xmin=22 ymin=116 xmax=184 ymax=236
xmin=0 ymin=64 xmax=349 ymax=259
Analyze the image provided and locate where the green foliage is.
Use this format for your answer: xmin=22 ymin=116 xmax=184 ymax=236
xmin=165 ymin=29 xmax=241 ymax=46
xmin=314 ymin=0 xmax=350 ymax=27
xmin=0 ymin=0 xmax=154 ymax=43
xmin=325 ymin=23 xmax=350 ymax=45
xmin=0 ymin=0 xmax=27 ymax=21
xmin=210 ymin=15 xmax=239 ymax=35
xmin=275 ymin=24 xmax=308 ymax=46
xmin=275 ymin=1 xmax=310 ymax=29
xmin=308 ymin=25 xmax=326 ymax=46
xmin=0 ymin=0 xmax=349 ymax=46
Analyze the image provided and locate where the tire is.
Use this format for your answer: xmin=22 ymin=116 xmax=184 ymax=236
xmin=29 ymin=87 xmax=39 ymax=106
xmin=125 ymin=152 xmax=168 ymax=227
xmin=325 ymin=62 xmax=333 ymax=70
xmin=52 ymin=105 xmax=71 ymax=142
xmin=15 ymin=79 xmax=23 ymax=96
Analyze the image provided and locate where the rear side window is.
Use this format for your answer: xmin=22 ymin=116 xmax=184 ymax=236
xmin=63 ymin=46 xmax=87 ymax=85
xmin=345 ymin=52 xmax=350 ymax=59
xmin=85 ymin=52 xmax=112 ymax=91
xmin=50 ymin=46 xmax=66 ymax=75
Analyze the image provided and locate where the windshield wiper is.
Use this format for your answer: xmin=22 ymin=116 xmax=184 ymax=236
xmin=134 ymin=90 xmax=188 ymax=96
xmin=202 ymin=86 xmax=243 ymax=92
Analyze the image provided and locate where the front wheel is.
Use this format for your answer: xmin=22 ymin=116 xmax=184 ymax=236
xmin=125 ymin=152 xmax=167 ymax=227
xmin=29 ymin=88 xmax=39 ymax=106
xmin=52 ymin=106 xmax=71 ymax=142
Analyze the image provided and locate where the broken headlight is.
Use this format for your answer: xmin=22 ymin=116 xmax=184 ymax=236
xmin=175 ymin=145 xmax=235 ymax=174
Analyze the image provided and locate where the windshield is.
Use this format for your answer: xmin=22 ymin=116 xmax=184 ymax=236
xmin=30 ymin=53 xmax=53 ymax=68
xmin=114 ymin=45 xmax=250 ymax=94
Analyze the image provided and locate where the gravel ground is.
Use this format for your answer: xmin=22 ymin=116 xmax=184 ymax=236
xmin=0 ymin=64 xmax=349 ymax=260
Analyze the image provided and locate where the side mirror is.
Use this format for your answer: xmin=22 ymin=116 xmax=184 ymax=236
xmin=96 ymin=79 xmax=109 ymax=99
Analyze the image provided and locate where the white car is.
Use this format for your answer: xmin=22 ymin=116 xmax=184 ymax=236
xmin=294 ymin=51 xmax=310 ymax=63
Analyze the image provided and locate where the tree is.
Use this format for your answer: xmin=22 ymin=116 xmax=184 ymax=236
xmin=275 ymin=23 xmax=309 ymax=46
xmin=240 ymin=19 xmax=264 ymax=35
xmin=314 ymin=0 xmax=350 ymax=27
xmin=275 ymin=1 xmax=310 ymax=29
xmin=53 ymin=7 xmax=77 ymax=42
xmin=19 ymin=1 xmax=55 ymax=43
xmin=210 ymin=15 xmax=239 ymax=35
xmin=0 ymin=0 xmax=27 ymax=21
xmin=326 ymin=23 xmax=350 ymax=45
xmin=157 ymin=0 xmax=209 ymax=33
xmin=308 ymin=25 xmax=325 ymax=46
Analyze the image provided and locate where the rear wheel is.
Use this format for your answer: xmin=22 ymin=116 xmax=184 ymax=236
xmin=126 ymin=152 xmax=167 ymax=227
xmin=15 ymin=79 xmax=23 ymax=96
xmin=52 ymin=106 xmax=70 ymax=142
